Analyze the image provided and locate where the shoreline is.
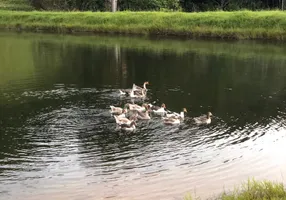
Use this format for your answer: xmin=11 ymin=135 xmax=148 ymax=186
xmin=0 ymin=10 xmax=286 ymax=40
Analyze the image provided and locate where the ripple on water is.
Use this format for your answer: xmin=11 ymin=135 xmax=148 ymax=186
xmin=1 ymin=84 xmax=286 ymax=200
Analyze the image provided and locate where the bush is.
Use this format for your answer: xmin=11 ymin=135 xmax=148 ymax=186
xmin=118 ymin=0 xmax=181 ymax=11
xmin=29 ymin=0 xmax=181 ymax=11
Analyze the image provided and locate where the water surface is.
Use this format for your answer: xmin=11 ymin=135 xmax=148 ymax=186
xmin=1 ymin=32 xmax=286 ymax=200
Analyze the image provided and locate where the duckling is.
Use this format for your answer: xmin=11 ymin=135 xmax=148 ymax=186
xmin=166 ymin=108 xmax=187 ymax=119
xmin=119 ymin=121 xmax=136 ymax=131
xmin=150 ymin=103 xmax=166 ymax=114
xmin=193 ymin=112 xmax=213 ymax=125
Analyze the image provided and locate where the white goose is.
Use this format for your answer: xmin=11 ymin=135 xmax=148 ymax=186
xmin=132 ymin=81 xmax=149 ymax=91
xmin=110 ymin=105 xmax=127 ymax=115
xmin=114 ymin=114 xmax=137 ymax=126
xmin=162 ymin=116 xmax=181 ymax=125
xmin=150 ymin=103 xmax=167 ymax=114
xmin=119 ymin=121 xmax=136 ymax=131
xmin=130 ymin=89 xmax=147 ymax=98
xmin=166 ymin=108 xmax=187 ymax=119
xmin=193 ymin=112 xmax=213 ymax=125
xmin=136 ymin=110 xmax=151 ymax=120
xmin=127 ymin=103 xmax=147 ymax=112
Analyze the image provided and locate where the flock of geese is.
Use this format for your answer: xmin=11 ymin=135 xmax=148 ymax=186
xmin=110 ymin=82 xmax=213 ymax=131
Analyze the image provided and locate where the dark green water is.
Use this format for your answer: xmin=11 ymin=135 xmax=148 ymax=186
xmin=1 ymin=32 xmax=286 ymax=200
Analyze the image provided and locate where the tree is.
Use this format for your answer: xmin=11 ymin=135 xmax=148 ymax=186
xmin=111 ymin=0 xmax=117 ymax=11
xmin=212 ymin=0 xmax=231 ymax=10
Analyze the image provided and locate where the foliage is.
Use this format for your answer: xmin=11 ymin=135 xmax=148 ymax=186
xmin=29 ymin=0 xmax=108 ymax=11
xmin=27 ymin=0 xmax=181 ymax=11
xmin=118 ymin=0 xmax=181 ymax=11
xmin=179 ymin=0 xmax=284 ymax=12
xmin=1 ymin=0 xmax=286 ymax=11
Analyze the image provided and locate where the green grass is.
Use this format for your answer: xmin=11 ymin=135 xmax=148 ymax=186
xmin=0 ymin=10 xmax=286 ymax=40
xmin=0 ymin=0 xmax=33 ymax=11
xmin=221 ymin=179 xmax=286 ymax=200
xmin=184 ymin=179 xmax=286 ymax=200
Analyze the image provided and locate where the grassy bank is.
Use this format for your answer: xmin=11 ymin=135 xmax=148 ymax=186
xmin=0 ymin=10 xmax=286 ymax=40
xmin=184 ymin=179 xmax=286 ymax=200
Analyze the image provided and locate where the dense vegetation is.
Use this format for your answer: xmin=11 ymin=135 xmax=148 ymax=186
xmin=1 ymin=0 xmax=285 ymax=12
xmin=2 ymin=0 xmax=283 ymax=12
xmin=27 ymin=0 xmax=286 ymax=12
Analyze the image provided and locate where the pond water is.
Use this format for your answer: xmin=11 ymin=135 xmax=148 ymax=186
xmin=1 ymin=32 xmax=286 ymax=200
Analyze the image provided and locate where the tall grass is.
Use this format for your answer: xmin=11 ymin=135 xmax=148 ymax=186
xmin=221 ymin=179 xmax=286 ymax=200
xmin=0 ymin=10 xmax=286 ymax=40
xmin=184 ymin=179 xmax=286 ymax=200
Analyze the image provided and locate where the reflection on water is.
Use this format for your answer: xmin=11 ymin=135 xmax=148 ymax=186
xmin=1 ymin=32 xmax=286 ymax=200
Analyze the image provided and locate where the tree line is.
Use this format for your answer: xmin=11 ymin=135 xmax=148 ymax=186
xmin=29 ymin=0 xmax=285 ymax=12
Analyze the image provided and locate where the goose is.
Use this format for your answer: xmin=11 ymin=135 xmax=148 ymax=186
xmin=166 ymin=108 xmax=187 ymax=119
xmin=114 ymin=114 xmax=137 ymax=126
xmin=130 ymin=88 xmax=147 ymax=98
xmin=110 ymin=105 xmax=128 ymax=115
xmin=136 ymin=110 xmax=151 ymax=120
xmin=119 ymin=121 xmax=136 ymax=131
xmin=117 ymin=112 xmax=127 ymax=118
xmin=127 ymin=103 xmax=148 ymax=112
xmin=125 ymin=109 xmax=139 ymax=119
xmin=162 ymin=116 xmax=181 ymax=125
xmin=193 ymin=112 xmax=213 ymax=125
xmin=132 ymin=81 xmax=149 ymax=91
xmin=149 ymin=103 xmax=166 ymax=114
